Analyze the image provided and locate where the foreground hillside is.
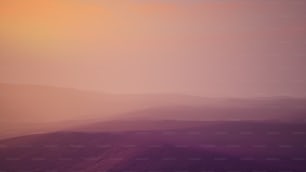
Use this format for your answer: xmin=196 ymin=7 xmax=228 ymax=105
xmin=0 ymin=121 xmax=305 ymax=172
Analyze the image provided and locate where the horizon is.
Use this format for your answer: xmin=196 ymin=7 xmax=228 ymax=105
xmin=2 ymin=81 xmax=306 ymax=99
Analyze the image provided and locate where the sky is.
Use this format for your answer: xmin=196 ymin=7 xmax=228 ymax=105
xmin=1 ymin=0 xmax=306 ymax=97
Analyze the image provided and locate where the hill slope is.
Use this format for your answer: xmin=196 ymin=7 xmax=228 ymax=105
xmin=0 ymin=121 xmax=305 ymax=172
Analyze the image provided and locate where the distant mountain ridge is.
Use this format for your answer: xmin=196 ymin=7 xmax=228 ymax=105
xmin=1 ymin=83 xmax=306 ymax=138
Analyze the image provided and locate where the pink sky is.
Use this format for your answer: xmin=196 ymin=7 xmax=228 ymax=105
xmin=1 ymin=0 xmax=306 ymax=97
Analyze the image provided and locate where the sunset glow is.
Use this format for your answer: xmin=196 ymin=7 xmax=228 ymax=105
xmin=1 ymin=0 xmax=306 ymax=97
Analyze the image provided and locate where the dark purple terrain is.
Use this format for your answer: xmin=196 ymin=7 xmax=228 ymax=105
xmin=0 ymin=121 xmax=305 ymax=172
xmin=1 ymin=84 xmax=306 ymax=171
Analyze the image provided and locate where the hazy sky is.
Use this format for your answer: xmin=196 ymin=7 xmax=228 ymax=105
xmin=1 ymin=0 xmax=306 ymax=97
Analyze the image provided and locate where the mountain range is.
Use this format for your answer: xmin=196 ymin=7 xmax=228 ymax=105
xmin=1 ymin=83 xmax=306 ymax=138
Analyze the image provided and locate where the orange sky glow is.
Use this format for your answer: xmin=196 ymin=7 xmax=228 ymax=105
xmin=1 ymin=0 xmax=306 ymax=97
